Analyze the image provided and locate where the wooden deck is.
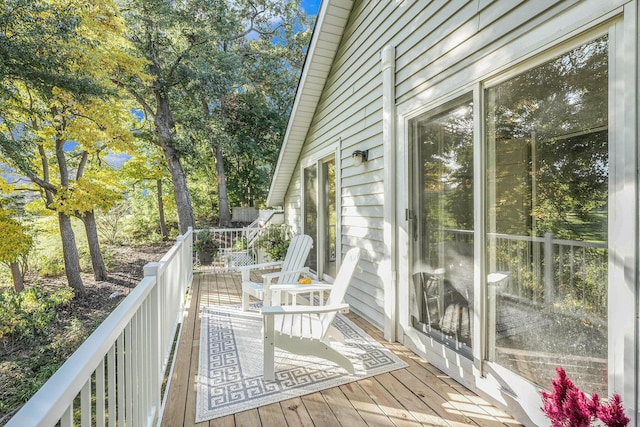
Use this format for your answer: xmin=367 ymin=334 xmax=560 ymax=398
xmin=160 ymin=270 xmax=524 ymax=427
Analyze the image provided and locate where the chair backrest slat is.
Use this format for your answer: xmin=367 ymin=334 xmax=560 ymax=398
xmin=319 ymin=248 xmax=360 ymax=336
xmin=278 ymin=234 xmax=313 ymax=284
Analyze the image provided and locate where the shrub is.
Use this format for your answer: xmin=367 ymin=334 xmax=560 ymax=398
xmin=193 ymin=230 xmax=220 ymax=254
xmin=0 ymin=287 xmax=74 ymax=341
xmin=256 ymin=225 xmax=291 ymax=261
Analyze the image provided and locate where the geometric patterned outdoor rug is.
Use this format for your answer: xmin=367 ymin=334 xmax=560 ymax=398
xmin=196 ymin=304 xmax=408 ymax=422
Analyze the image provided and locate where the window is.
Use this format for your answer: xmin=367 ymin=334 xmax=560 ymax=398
xmin=322 ymin=160 xmax=337 ymax=277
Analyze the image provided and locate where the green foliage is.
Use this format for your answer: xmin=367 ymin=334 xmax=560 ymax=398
xmin=0 ymin=316 xmax=90 ymax=419
xmin=488 ymin=36 xmax=608 ymax=240
xmin=0 ymin=208 xmax=32 ymax=265
xmin=188 ymin=174 xmax=220 ymax=226
xmin=120 ymin=0 xmax=311 ymax=217
xmin=193 ymin=230 xmax=220 ymax=254
xmin=30 ymin=218 xmax=68 ymax=277
xmin=232 ymin=236 xmax=248 ymax=251
xmin=0 ymin=264 xmax=10 ymax=286
xmin=119 ymin=187 xmax=178 ymax=244
xmin=256 ymin=225 xmax=291 ymax=261
xmin=0 ymin=287 xmax=74 ymax=340
xmin=0 ymin=0 xmax=108 ymax=101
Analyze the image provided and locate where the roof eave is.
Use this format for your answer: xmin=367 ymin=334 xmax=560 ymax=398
xmin=267 ymin=0 xmax=353 ymax=207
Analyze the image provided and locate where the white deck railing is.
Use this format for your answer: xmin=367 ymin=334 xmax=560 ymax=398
xmin=194 ymin=221 xmax=290 ymax=272
xmin=6 ymin=228 xmax=194 ymax=427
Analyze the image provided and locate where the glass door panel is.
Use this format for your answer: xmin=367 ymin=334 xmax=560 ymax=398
xmin=322 ymin=160 xmax=337 ymax=277
xmin=485 ymin=36 xmax=608 ymax=395
xmin=304 ymin=157 xmax=336 ymax=277
xmin=303 ymin=164 xmax=318 ymax=272
xmin=409 ymin=96 xmax=474 ymax=356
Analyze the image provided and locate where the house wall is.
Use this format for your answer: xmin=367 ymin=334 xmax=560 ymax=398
xmin=287 ymin=0 xmax=625 ymax=332
xmin=283 ymin=0 xmax=637 ymax=423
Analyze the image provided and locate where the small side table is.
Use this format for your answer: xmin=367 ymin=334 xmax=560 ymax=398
xmin=269 ymin=282 xmax=333 ymax=306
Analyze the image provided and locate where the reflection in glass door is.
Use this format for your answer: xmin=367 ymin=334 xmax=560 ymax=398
xmin=485 ymin=36 xmax=608 ymax=396
xmin=303 ymin=157 xmax=337 ymax=278
xmin=303 ymin=164 xmax=318 ymax=272
xmin=322 ymin=160 xmax=337 ymax=277
xmin=409 ymin=95 xmax=474 ymax=356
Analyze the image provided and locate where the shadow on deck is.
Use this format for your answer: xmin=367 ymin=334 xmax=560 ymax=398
xmin=160 ymin=270 xmax=524 ymax=427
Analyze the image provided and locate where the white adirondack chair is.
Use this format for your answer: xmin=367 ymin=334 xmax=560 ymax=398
xmin=239 ymin=234 xmax=313 ymax=311
xmin=261 ymin=248 xmax=361 ymax=381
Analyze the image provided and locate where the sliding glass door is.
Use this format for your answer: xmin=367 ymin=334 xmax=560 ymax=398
xmin=407 ymin=35 xmax=609 ymax=396
xmin=303 ymin=164 xmax=318 ymax=272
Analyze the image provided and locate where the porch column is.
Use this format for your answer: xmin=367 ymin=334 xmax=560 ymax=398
xmin=381 ymin=44 xmax=397 ymax=341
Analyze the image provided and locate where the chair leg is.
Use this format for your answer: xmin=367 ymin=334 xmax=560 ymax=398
xmin=263 ymin=316 xmax=275 ymax=381
xmin=242 ymin=291 xmax=250 ymax=311
xmin=276 ymin=337 xmax=355 ymax=375
xmin=328 ymin=325 xmax=346 ymax=344
xmin=318 ymin=343 xmax=354 ymax=375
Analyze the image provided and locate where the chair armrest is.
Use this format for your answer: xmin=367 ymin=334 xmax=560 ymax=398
xmin=261 ymin=267 xmax=310 ymax=282
xmin=237 ymin=261 xmax=283 ymax=272
xmin=238 ymin=261 xmax=283 ymax=281
xmin=269 ymin=284 xmax=332 ymax=293
xmin=261 ymin=303 xmax=350 ymax=316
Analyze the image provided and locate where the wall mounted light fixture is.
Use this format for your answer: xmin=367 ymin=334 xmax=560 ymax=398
xmin=352 ymin=149 xmax=368 ymax=166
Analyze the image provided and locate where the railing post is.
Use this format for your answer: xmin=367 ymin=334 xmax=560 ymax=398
xmin=176 ymin=233 xmax=186 ymax=301
xmin=144 ymin=262 xmax=160 ymax=278
xmin=187 ymin=226 xmax=193 ymax=280
xmin=544 ymin=232 xmax=555 ymax=305
xmin=143 ymin=262 xmax=161 ymax=423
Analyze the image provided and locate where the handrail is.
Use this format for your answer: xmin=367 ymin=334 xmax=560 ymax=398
xmin=6 ymin=227 xmax=194 ymax=427
xmin=5 ymin=276 xmax=156 ymax=426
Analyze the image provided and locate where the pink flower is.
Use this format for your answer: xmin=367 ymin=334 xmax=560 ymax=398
xmin=563 ymin=387 xmax=591 ymax=427
xmin=541 ymin=367 xmax=629 ymax=427
xmin=597 ymin=394 xmax=630 ymax=427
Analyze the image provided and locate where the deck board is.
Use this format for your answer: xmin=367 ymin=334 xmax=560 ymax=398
xmin=160 ymin=270 xmax=524 ymax=427
xmin=319 ymin=386 xmax=368 ymax=427
xmin=280 ymin=397 xmax=315 ymax=426
xmin=301 ymin=392 xmax=343 ymax=426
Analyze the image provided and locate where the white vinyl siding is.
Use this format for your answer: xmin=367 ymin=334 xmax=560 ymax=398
xmin=281 ymin=0 xmax=630 ymax=343
xmin=275 ymin=0 xmax=639 ymax=424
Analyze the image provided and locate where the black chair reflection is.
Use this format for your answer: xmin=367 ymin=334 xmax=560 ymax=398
xmin=413 ymin=271 xmax=470 ymax=346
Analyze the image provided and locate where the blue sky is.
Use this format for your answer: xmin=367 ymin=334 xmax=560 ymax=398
xmin=301 ymin=0 xmax=321 ymax=15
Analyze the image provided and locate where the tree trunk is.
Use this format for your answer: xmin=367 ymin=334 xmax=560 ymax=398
xmin=157 ymin=179 xmax=169 ymax=240
xmin=154 ymin=93 xmax=195 ymax=234
xmin=53 ymin=136 xmax=86 ymax=297
xmin=201 ymin=96 xmax=231 ymax=227
xmin=58 ymin=212 xmax=86 ymax=297
xmin=82 ymin=210 xmax=108 ymax=281
xmin=215 ymin=145 xmax=232 ymax=227
xmin=10 ymin=261 xmax=24 ymax=293
xmin=163 ymin=144 xmax=195 ymax=234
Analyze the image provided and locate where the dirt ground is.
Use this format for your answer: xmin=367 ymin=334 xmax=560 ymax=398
xmin=58 ymin=242 xmax=177 ymax=323
xmin=0 ymin=241 xmax=175 ymax=424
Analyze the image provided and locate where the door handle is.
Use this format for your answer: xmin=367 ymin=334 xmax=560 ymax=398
xmin=406 ymin=209 xmax=417 ymax=241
